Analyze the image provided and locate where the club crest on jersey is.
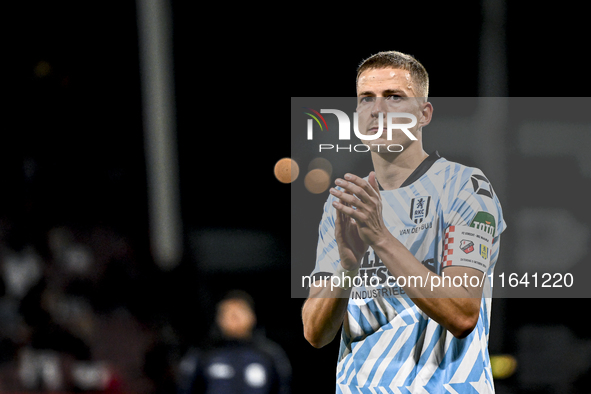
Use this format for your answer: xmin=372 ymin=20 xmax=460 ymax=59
xmin=480 ymin=244 xmax=489 ymax=259
xmin=409 ymin=196 xmax=431 ymax=225
xmin=460 ymin=240 xmax=475 ymax=254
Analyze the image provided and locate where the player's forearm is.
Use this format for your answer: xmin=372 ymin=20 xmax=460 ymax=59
xmin=372 ymin=233 xmax=480 ymax=338
xmin=302 ymin=285 xmax=350 ymax=348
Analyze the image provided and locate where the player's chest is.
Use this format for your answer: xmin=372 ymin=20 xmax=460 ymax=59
xmin=380 ymin=191 xmax=440 ymax=239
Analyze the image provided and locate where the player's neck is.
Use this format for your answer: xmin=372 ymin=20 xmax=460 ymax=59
xmin=371 ymin=143 xmax=428 ymax=190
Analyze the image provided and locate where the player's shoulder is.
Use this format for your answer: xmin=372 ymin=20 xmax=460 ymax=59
xmin=432 ymin=156 xmax=493 ymax=189
xmin=436 ymin=157 xmax=506 ymax=235
xmin=433 ymin=156 xmax=504 ymax=215
xmin=432 ymin=155 xmax=482 ymax=176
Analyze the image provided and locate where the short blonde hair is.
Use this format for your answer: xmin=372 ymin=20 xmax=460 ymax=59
xmin=356 ymin=51 xmax=429 ymax=98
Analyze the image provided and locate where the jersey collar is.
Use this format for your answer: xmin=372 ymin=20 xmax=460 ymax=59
xmin=378 ymin=151 xmax=441 ymax=191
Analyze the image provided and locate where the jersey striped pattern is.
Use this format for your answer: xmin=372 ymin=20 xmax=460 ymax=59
xmin=310 ymin=156 xmax=506 ymax=394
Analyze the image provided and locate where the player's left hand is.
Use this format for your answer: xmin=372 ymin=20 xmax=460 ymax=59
xmin=330 ymin=172 xmax=389 ymax=247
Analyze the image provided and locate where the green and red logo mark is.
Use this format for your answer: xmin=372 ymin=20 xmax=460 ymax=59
xmin=303 ymin=107 xmax=329 ymax=138
xmin=470 ymin=211 xmax=496 ymax=237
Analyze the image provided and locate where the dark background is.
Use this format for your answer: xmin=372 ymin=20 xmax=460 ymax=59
xmin=7 ymin=0 xmax=591 ymax=393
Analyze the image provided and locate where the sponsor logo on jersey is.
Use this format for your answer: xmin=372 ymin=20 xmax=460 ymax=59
xmin=471 ymin=174 xmax=494 ymax=199
xmin=358 ymin=251 xmax=389 ymax=285
xmin=470 ymin=211 xmax=496 ymax=237
xmin=355 ymin=252 xmax=439 ymax=293
xmin=399 ymin=221 xmax=433 ymax=235
xmin=409 ymin=196 xmax=431 ymax=224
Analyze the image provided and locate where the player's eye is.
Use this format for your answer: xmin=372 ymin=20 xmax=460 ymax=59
xmin=359 ymin=96 xmax=375 ymax=103
xmin=386 ymin=95 xmax=402 ymax=101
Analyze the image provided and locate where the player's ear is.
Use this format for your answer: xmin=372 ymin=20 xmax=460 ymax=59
xmin=418 ymin=101 xmax=433 ymax=128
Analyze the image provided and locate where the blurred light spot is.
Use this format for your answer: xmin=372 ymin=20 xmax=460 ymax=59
xmin=34 ymin=61 xmax=52 ymax=78
xmin=490 ymin=354 xmax=517 ymax=379
xmin=308 ymin=157 xmax=333 ymax=178
xmin=274 ymin=157 xmax=299 ymax=183
xmin=245 ymin=363 xmax=266 ymax=387
xmin=305 ymin=169 xmax=330 ymax=194
xmin=71 ymin=362 xmax=111 ymax=390
xmin=208 ymin=363 xmax=235 ymax=379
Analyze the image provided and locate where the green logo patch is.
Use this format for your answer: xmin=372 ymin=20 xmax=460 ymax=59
xmin=470 ymin=211 xmax=496 ymax=237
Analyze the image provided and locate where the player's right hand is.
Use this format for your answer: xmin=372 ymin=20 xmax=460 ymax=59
xmin=334 ymin=193 xmax=368 ymax=271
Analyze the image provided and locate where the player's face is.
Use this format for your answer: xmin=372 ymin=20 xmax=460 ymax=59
xmin=356 ymin=67 xmax=430 ymax=150
xmin=216 ymin=299 xmax=256 ymax=339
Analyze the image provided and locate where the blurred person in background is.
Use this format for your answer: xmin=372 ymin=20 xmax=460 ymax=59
xmin=178 ymin=290 xmax=291 ymax=394
xmin=0 ymin=221 xmax=152 ymax=392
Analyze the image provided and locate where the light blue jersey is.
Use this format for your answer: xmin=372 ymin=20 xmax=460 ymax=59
xmin=310 ymin=152 xmax=506 ymax=394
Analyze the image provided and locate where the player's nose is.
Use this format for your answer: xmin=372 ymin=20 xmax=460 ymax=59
xmin=370 ymin=97 xmax=388 ymax=118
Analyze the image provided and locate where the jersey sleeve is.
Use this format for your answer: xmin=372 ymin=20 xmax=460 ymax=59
xmin=442 ymin=167 xmax=506 ymax=273
xmin=309 ymin=193 xmax=341 ymax=283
